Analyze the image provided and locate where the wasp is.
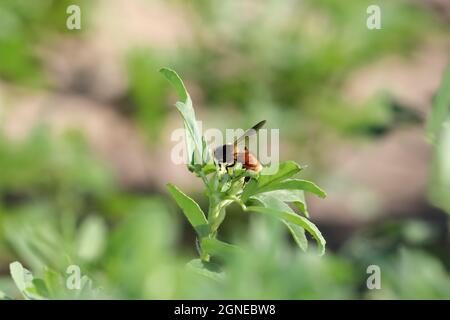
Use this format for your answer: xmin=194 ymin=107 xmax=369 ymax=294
xmin=213 ymin=120 xmax=266 ymax=174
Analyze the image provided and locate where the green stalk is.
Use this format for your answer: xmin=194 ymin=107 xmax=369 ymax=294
xmin=198 ymin=168 xmax=240 ymax=261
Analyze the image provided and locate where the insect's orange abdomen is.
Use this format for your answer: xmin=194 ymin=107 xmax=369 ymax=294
xmin=236 ymin=149 xmax=262 ymax=173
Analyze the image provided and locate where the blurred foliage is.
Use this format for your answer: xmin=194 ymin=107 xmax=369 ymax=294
xmin=167 ymin=0 xmax=439 ymax=140
xmin=0 ymin=0 xmax=450 ymax=300
xmin=1 ymin=127 xmax=449 ymax=300
xmin=126 ymin=50 xmax=171 ymax=140
xmin=0 ymin=128 xmax=113 ymax=272
xmin=4 ymin=201 xmax=450 ymax=299
xmin=428 ymin=64 xmax=450 ymax=214
xmin=342 ymin=218 xmax=450 ymax=299
xmin=0 ymin=0 xmax=87 ymax=86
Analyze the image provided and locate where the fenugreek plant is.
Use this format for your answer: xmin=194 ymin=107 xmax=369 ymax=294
xmin=161 ymin=68 xmax=327 ymax=269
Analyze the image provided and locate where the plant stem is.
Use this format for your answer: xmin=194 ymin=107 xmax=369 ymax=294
xmin=199 ymin=170 xmax=212 ymax=193
xmin=199 ymin=169 xmax=235 ymax=260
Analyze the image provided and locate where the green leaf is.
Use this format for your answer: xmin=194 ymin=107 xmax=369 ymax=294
xmin=159 ymin=67 xmax=188 ymax=102
xmin=284 ymin=221 xmax=308 ymax=252
xmin=258 ymin=189 xmax=305 ymax=202
xmin=77 ymin=215 xmax=107 ymax=262
xmin=202 ymin=163 xmax=216 ymax=175
xmin=293 ymin=200 xmax=309 ymax=218
xmin=251 ymin=193 xmax=292 ymax=212
xmin=200 ymin=238 xmax=240 ymax=259
xmin=9 ymin=261 xmax=43 ymax=300
xmin=43 ymin=267 xmax=62 ymax=298
xmin=246 ymin=206 xmax=326 ymax=255
xmin=241 ymin=161 xmax=302 ymax=201
xmin=160 ymin=68 xmax=204 ymax=165
xmin=202 ymin=136 xmax=211 ymax=164
xmin=175 ymin=101 xmax=203 ymax=164
xmin=32 ymin=278 xmax=50 ymax=298
xmin=10 ymin=261 xmax=33 ymax=293
xmin=257 ymin=179 xmax=327 ymax=198
xmin=24 ymin=287 xmax=45 ymax=300
xmin=186 ymin=259 xmax=225 ymax=282
xmin=167 ymin=183 xmax=209 ymax=238
xmin=251 ymin=194 xmax=307 ymax=251
xmin=241 ymin=178 xmax=258 ymax=202
xmin=256 ymin=189 xmax=309 ymax=217
xmin=427 ymin=63 xmax=450 ymax=143
xmin=257 ymin=161 xmax=303 ymax=189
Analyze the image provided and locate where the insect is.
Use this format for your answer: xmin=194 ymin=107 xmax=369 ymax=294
xmin=213 ymin=120 xmax=266 ymax=174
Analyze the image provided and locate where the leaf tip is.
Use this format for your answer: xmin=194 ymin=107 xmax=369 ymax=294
xmin=158 ymin=67 xmax=172 ymax=74
xmin=159 ymin=67 xmax=188 ymax=102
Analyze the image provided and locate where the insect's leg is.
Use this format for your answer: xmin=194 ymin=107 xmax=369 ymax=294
xmin=225 ymin=163 xmax=235 ymax=175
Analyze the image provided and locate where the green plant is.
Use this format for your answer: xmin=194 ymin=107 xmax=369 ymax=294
xmin=160 ymin=68 xmax=327 ymax=270
xmin=427 ymin=63 xmax=450 ymax=214
xmin=7 ymin=261 xmax=99 ymax=300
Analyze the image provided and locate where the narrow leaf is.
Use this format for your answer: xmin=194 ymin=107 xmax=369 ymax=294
xmin=246 ymin=206 xmax=326 ymax=255
xmin=186 ymin=259 xmax=225 ymax=282
xmin=167 ymin=183 xmax=209 ymax=238
xmin=200 ymin=238 xmax=240 ymax=259
xmin=241 ymin=161 xmax=302 ymax=201
xmin=257 ymin=179 xmax=326 ymax=198
xmin=159 ymin=67 xmax=188 ymax=102
xmin=10 ymin=261 xmax=33 ymax=293
xmin=284 ymin=221 xmax=308 ymax=252
xmin=256 ymin=189 xmax=310 ymax=217
xmin=9 ymin=261 xmax=43 ymax=300
xmin=257 ymin=161 xmax=302 ymax=189
xmin=251 ymin=193 xmax=293 ymax=213
xmin=175 ymin=101 xmax=203 ymax=163
xmin=251 ymin=194 xmax=308 ymax=251
xmin=293 ymin=200 xmax=309 ymax=218
xmin=241 ymin=178 xmax=258 ymax=202
xmin=32 ymin=279 xmax=50 ymax=298
xmin=43 ymin=267 xmax=62 ymax=298
xmin=160 ymin=68 xmax=204 ymax=164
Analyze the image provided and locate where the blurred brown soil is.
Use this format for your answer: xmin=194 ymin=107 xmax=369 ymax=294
xmin=310 ymin=41 xmax=450 ymax=226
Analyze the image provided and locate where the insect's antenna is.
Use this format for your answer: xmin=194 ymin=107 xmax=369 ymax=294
xmin=233 ymin=120 xmax=266 ymax=147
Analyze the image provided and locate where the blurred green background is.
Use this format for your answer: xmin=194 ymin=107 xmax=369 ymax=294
xmin=0 ymin=0 xmax=450 ymax=299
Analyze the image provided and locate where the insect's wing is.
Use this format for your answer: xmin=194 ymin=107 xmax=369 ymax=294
xmin=233 ymin=120 xmax=266 ymax=146
xmin=214 ymin=144 xmax=235 ymax=164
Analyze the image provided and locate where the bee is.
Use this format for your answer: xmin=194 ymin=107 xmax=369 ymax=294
xmin=213 ymin=120 xmax=266 ymax=174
